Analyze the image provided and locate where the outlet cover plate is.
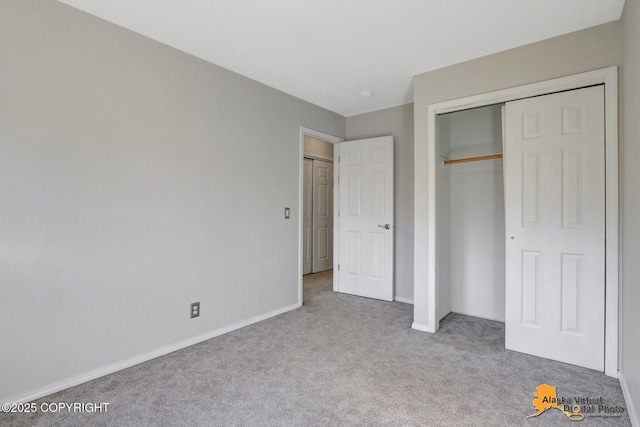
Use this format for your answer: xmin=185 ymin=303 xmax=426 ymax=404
xmin=191 ymin=302 xmax=200 ymax=318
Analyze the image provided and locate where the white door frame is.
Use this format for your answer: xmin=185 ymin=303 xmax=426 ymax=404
xmin=413 ymin=66 xmax=619 ymax=377
xmin=298 ymin=127 xmax=343 ymax=306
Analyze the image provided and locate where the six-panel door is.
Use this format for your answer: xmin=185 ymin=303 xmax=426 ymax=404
xmin=337 ymin=136 xmax=394 ymax=301
xmin=504 ymin=86 xmax=605 ymax=371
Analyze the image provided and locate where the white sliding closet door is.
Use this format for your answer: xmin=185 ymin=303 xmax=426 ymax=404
xmin=302 ymin=159 xmax=313 ymax=275
xmin=504 ymin=85 xmax=605 ymax=371
xmin=312 ymin=160 xmax=333 ymax=272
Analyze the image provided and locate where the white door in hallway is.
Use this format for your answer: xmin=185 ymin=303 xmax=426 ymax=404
xmin=302 ymin=159 xmax=313 ymax=275
xmin=504 ymin=85 xmax=605 ymax=371
xmin=337 ymin=136 xmax=394 ymax=301
xmin=312 ymin=160 xmax=333 ymax=272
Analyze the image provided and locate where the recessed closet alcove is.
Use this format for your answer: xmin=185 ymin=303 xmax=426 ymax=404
xmin=416 ymin=68 xmax=619 ymax=376
xmin=436 ymin=104 xmax=506 ymax=322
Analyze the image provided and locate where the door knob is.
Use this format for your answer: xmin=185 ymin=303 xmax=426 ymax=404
xmin=378 ymin=224 xmax=391 ymax=230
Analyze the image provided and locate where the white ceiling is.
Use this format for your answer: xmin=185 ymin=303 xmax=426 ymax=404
xmin=57 ymin=0 xmax=625 ymax=117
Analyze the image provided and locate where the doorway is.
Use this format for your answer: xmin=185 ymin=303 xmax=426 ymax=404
xmin=299 ymin=129 xmax=396 ymax=305
xmin=298 ymin=127 xmax=343 ymax=306
xmin=435 ymin=104 xmax=506 ymax=323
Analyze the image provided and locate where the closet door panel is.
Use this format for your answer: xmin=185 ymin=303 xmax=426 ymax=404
xmin=302 ymin=159 xmax=313 ymax=275
xmin=312 ymin=160 xmax=333 ymax=273
xmin=504 ymin=85 xmax=605 ymax=371
xmin=521 ymin=152 xmax=541 ymax=228
xmin=521 ymin=250 xmax=542 ymax=326
xmin=561 ymin=148 xmax=585 ymax=228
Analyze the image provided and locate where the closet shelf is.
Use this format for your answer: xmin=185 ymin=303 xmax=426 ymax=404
xmin=443 ymin=154 xmax=503 ymax=165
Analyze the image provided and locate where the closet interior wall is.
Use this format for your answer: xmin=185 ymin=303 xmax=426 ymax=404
xmin=436 ymin=104 xmax=506 ymax=322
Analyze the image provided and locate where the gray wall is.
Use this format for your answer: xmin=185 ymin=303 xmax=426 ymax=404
xmin=412 ymin=21 xmax=623 ymax=328
xmin=621 ymin=0 xmax=640 ymax=422
xmin=346 ymin=104 xmax=414 ymax=303
xmin=0 ymin=0 xmax=345 ymax=402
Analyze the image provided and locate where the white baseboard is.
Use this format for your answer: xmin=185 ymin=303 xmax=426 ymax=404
xmin=411 ymin=322 xmax=434 ymax=333
xmin=619 ymin=372 xmax=639 ymax=427
xmin=394 ymin=296 xmax=414 ymax=305
xmin=8 ymin=303 xmax=300 ymax=404
xmin=449 ymin=307 xmax=505 ymax=323
xmin=439 ymin=309 xmax=451 ymax=321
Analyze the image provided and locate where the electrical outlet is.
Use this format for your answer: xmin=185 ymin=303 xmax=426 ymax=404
xmin=190 ymin=302 xmax=200 ymax=318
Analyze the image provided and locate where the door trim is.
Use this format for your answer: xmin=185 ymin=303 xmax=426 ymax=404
xmin=414 ymin=66 xmax=619 ymax=377
xmin=298 ymin=127 xmax=343 ymax=306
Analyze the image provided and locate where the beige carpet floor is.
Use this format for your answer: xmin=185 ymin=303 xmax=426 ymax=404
xmin=1 ymin=270 xmax=631 ymax=426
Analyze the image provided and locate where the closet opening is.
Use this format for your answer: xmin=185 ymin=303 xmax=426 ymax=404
xmin=435 ymin=103 xmax=506 ymax=322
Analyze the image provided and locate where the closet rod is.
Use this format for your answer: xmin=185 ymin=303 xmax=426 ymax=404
xmin=443 ymin=154 xmax=503 ymax=165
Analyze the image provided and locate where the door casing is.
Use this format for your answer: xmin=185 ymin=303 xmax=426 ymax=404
xmin=414 ymin=66 xmax=619 ymax=377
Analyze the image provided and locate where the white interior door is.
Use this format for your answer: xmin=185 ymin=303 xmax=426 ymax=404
xmin=504 ymin=85 xmax=605 ymax=371
xmin=302 ymin=158 xmax=312 ymax=275
xmin=312 ymin=160 xmax=333 ymax=272
xmin=337 ymin=136 xmax=394 ymax=301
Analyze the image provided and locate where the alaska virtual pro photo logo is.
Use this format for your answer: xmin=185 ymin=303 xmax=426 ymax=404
xmin=527 ymin=384 xmax=625 ymax=421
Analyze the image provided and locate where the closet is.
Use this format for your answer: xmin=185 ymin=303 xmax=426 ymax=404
xmin=436 ymin=104 xmax=506 ymax=322
xmin=435 ymin=85 xmax=607 ymax=371
xmin=303 ymin=136 xmax=334 ymax=274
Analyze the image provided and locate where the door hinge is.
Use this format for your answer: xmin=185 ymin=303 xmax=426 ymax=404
xmin=338 ymin=264 xmax=340 ymax=271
